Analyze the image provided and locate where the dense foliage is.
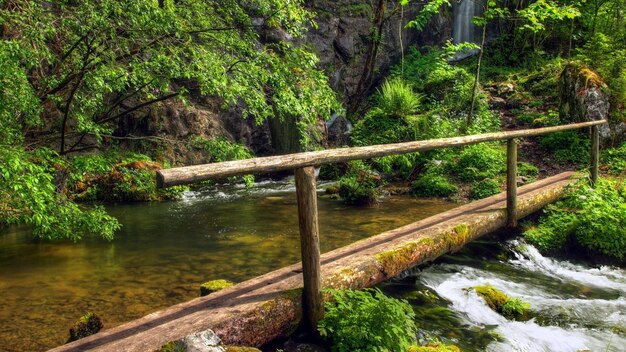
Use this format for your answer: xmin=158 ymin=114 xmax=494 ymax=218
xmin=524 ymin=179 xmax=626 ymax=262
xmin=0 ymin=0 xmax=338 ymax=152
xmin=318 ymin=288 xmax=417 ymax=352
xmin=0 ymin=147 xmax=120 ymax=240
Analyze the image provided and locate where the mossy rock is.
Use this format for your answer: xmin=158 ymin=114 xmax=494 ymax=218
xmin=473 ymin=285 xmax=508 ymax=311
xmin=67 ymin=312 xmax=103 ymax=342
xmin=156 ymin=341 xmax=186 ymax=352
xmin=407 ymin=342 xmax=461 ymax=352
xmin=224 ymin=347 xmax=261 ymax=352
xmin=325 ymin=185 xmax=340 ymax=195
xmin=473 ymin=285 xmax=530 ymax=320
xmin=200 ymin=279 xmax=235 ymax=297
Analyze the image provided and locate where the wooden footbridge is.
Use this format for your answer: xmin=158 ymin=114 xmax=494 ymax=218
xmin=52 ymin=120 xmax=606 ymax=352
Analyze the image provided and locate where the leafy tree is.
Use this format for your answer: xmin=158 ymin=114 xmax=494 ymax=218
xmin=0 ymin=0 xmax=338 ymax=153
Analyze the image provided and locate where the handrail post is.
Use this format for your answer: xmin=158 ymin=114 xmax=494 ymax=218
xmin=294 ymin=166 xmax=323 ymax=333
xmin=507 ymin=139 xmax=518 ymax=227
xmin=590 ymin=125 xmax=599 ymax=185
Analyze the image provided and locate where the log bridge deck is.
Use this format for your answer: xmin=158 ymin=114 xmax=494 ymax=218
xmin=52 ymin=120 xmax=606 ymax=352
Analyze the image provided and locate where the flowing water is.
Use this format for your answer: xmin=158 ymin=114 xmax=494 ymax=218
xmin=382 ymin=237 xmax=626 ymax=352
xmin=452 ymin=0 xmax=482 ymax=60
xmin=0 ymin=179 xmax=455 ymax=352
xmin=453 ymin=0 xmax=482 ymax=45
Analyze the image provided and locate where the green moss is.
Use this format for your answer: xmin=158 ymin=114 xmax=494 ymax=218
xmin=67 ymin=312 xmax=103 ymax=342
xmin=473 ymin=285 xmax=530 ymax=320
xmin=199 ymin=279 xmax=235 ymax=296
xmin=407 ymin=342 xmax=461 ymax=352
xmin=157 ymin=341 xmax=186 ymax=352
xmin=473 ymin=285 xmax=509 ymax=311
xmin=376 ymin=238 xmax=435 ymax=276
xmin=224 ymin=347 xmax=261 ymax=352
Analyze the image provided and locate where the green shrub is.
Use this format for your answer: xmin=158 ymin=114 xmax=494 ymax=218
xmin=318 ymin=163 xmax=346 ymax=181
xmin=0 ymin=147 xmax=121 ymax=241
xmin=411 ymin=174 xmax=458 ymax=198
xmin=318 ymin=288 xmax=417 ymax=352
xmin=524 ymin=179 xmax=626 ymax=261
xmin=603 ymin=142 xmax=626 ymax=175
xmin=518 ymin=162 xmax=540 ymax=181
xmin=350 ymin=110 xmax=413 ymax=147
xmin=374 ymin=78 xmax=422 ymax=120
xmin=454 ymin=144 xmax=506 ymax=182
xmin=338 ymin=172 xmax=382 ymax=206
xmin=539 ymin=131 xmax=590 ymax=164
xmin=351 ymin=78 xmax=424 ymax=178
xmin=69 ymin=153 xmax=186 ymax=202
xmin=470 ymin=179 xmax=501 ymax=200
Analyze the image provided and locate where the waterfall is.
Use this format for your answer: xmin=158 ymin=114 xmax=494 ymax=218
xmin=452 ymin=0 xmax=483 ymax=60
xmin=453 ymin=0 xmax=481 ymax=45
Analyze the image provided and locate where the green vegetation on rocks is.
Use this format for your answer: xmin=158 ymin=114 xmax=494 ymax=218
xmin=473 ymin=285 xmax=530 ymax=320
xmin=67 ymin=312 xmax=103 ymax=342
xmin=200 ymin=279 xmax=235 ymax=297
xmin=407 ymin=343 xmax=461 ymax=352
xmin=524 ymin=179 xmax=626 ymax=262
xmin=411 ymin=174 xmax=458 ymax=198
xmin=470 ymin=179 xmax=502 ymax=200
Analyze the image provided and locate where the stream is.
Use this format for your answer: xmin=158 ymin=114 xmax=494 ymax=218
xmin=381 ymin=237 xmax=626 ymax=352
xmin=0 ymin=179 xmax=454 ymax=352
xmin=1 ymin=179 xmax=624 ymax=352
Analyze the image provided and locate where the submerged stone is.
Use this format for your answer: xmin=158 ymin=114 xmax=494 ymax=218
xmin=200 ymin=279 xmax=235 ymax=297
xmin=66 ymin=312 xmax=103 ymax=343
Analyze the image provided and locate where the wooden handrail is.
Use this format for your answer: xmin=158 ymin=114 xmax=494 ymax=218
xmin=155 ymin=118 xmax=606 ymax=334
xmin=157 ymin=120 xmax=607 ymax=188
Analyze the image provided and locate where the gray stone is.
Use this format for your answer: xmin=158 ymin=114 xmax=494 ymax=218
xmin=559 ymin=63 xmax=614 ymax=143
xmin=182 ymin=329 xmax=225 ymax=352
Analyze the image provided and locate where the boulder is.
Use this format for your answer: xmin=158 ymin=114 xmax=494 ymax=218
xmin=559 ymin=63 xmax=620 ymax=143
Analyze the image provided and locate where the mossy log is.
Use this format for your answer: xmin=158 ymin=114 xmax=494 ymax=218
xmin=52 ymin=172 xmax=577 ymax=352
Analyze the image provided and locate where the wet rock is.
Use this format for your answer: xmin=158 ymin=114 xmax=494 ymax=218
xmin=67 ymin=312 xmax=103 ymax=343
xmin=489 ymin=96 xmax=507 ymax=109
xmin=496 ymin=83 xmax=515 ymax=96
xmin=326 ymin=114 xmax=352 ymax=147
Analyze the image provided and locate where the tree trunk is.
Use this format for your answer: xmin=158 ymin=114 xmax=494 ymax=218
xmin=467 ymin=9 xmax=488 ymax=131
xmin=347 ymin=0 xmax=386 ymax=118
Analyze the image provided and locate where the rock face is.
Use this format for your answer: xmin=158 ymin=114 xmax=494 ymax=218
xmin=559 ymin=63 xmax=624 ymax=144
xmin=304 ymin=1 xmax=451 ymax=99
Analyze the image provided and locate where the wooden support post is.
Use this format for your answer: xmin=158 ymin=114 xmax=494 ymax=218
xmin=591 ymin=125 xmax=599 ymax=185
xmin=507 ymin=139 xmax=518 ymax=227
xmin=294 ymin=166 xmax=323 ymax=333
